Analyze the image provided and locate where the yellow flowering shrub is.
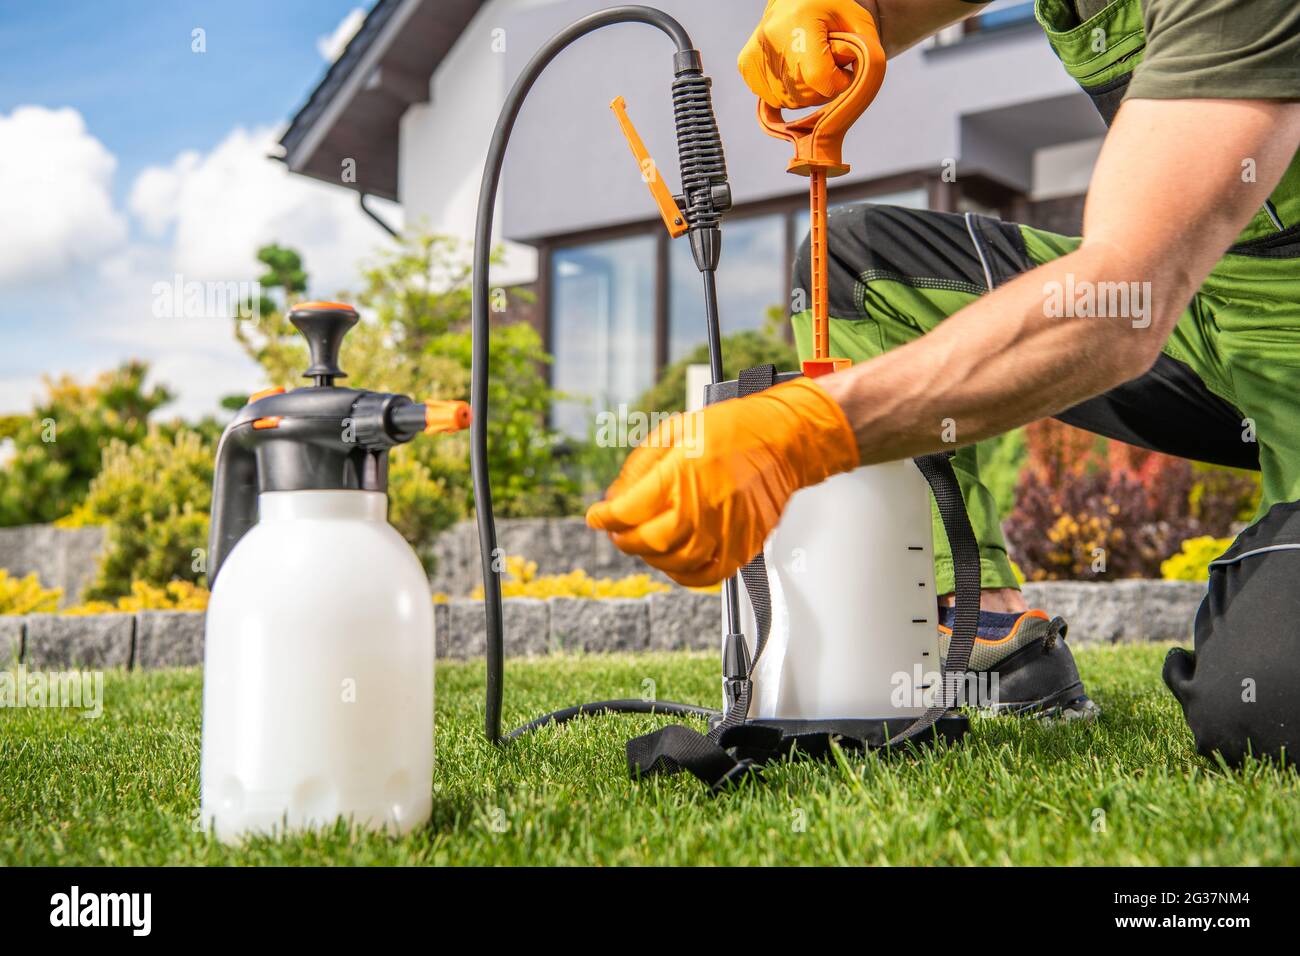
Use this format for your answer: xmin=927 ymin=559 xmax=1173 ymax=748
xmin=470 ymin=555 xmax=671 ymax=600
xmin=1161 ymin=536 xmax=1234 ymax=582
xmin=0 ymin=571 xmax=62 ymax=615
xmin=65 ymin=580 xmax=210 ymax=615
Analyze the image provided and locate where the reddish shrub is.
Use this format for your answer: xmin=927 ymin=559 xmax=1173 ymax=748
xmin=1007 ymin=421 xmax=1259 ymax=580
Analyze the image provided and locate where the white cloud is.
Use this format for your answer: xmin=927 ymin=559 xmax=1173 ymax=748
xmin=317 ymin=8 xmax=366 ymax=63
xmin=127 ymin=123 xmax=400 ymax=297
xmin=0 ymin=106 xmax=128 ymax=287
xmin=0 ymin=109 xmax=400 ymax=418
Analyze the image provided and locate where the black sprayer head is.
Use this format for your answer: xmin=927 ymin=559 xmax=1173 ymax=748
xmin=207 ymin=299 xmax=470 ymax=587
xmin=290 ymin=302 xmax=358 ymax=386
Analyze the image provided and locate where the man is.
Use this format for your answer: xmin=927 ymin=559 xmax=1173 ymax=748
xmin=588 ymin=0 xmax=1300 ymax=763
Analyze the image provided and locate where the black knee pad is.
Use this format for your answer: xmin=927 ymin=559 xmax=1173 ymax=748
xmin=1164 ymin=501 xmax=1300 ymax=767
xmin=791 ymin=203 xmax=1032 ymax=318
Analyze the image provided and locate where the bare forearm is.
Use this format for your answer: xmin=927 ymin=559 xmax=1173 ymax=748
xmin=821 ymin=97 xmax=1300 ymax=466
xmin=818 ymin=245 xmax=1174 ymax=463
xmin=857 ymin=0 xmax=984 ymax=56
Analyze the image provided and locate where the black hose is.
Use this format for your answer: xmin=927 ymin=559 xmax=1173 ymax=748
xmin=504 ymin=700 xmax=718 ymax=741
xmin=473 ymin=6 xmax=730 ymax=745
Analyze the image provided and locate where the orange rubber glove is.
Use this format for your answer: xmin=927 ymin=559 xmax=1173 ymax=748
xmin=739 ymin=0 xmax=881 ymax=109
xmin=586 ymin=378 xmax=860 ymax=587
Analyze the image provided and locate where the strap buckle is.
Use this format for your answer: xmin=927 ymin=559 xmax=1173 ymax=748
xmin=710 ymin=757 xmax=760 ymax=794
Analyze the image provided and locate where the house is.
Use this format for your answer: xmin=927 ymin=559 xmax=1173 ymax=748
xmin=280 ymin=0 xmax=1105 ymax=435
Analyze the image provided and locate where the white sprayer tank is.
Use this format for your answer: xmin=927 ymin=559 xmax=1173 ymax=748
xmin=201 ymin=489 xmax=433 ymax=842
xmin=734 ymin=460 xmax=942 ymax=722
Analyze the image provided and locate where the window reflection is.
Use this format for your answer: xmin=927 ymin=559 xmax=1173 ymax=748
xmin=668 ymin=213 xmax=785 ymax=362
xmin=550 ymin=235 xmax=656 ymax=437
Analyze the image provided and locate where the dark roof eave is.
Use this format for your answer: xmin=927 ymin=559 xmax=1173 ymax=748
xmin=278 ymin=0 xmax=485 ymax=201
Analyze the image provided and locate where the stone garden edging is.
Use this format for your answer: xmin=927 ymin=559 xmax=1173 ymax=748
xmin=0 ymin=581 xmax=1207 ymax=671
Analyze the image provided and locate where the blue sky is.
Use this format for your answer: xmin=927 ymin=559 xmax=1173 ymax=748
xmin=0 ymin=0 xmax=397 ymax=418
xmin=0 ymin=0 xmax=361 ymax=210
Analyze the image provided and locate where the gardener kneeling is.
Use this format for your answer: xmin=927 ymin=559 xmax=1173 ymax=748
xmin=588 ymin=0 xmax=1300 ymax=766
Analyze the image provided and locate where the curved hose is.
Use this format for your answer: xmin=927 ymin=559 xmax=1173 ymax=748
xmin=504 ymin=700 xmax=718 ymax=741
xmin=472 ymin=6 xmax=721 ymax=744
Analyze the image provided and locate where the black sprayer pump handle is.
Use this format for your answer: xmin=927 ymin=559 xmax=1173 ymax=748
xmin=290 ymin=303 xmax=357 ymax=385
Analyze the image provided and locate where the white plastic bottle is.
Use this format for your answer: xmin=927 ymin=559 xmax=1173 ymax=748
xmin=198 ymin=303 xmax=464 ymax=844
xmin=201 ymin=489 xmax=434 ymax=842
xmin=739 ymin=460 xmax=942 ymax=722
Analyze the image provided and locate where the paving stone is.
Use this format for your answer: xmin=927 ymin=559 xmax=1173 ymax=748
xmin=443 ymin=598 xmax=550 ymax=659
xmin=0 ymin=616 xmax=22 ymax=665
xmin=23 ymin=613 xmax=133 ymax=669
xmin=1022 ymin=580 xmax=1205 ymax=645
xmin=548 ymin=597 xmax=650 ymax=653
xmin=135 ymin=611 xmax=205 ymax=668
xmin=647 ymin=590 xmax=719 ymax=651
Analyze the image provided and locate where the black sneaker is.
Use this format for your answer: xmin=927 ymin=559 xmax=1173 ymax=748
xmin=939 ymin=609 xmax=1100 ymax=719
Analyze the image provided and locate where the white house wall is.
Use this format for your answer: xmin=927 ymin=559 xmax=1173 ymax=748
xmin=397 ymin=0 xmax=557 ymax=287
xmin=397 ymin=0 xmax=1104 ymax=285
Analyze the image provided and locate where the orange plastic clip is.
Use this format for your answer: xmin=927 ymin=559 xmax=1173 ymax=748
xmin=423 ymin=400 xmax=472 ymax=435
xmin=757 ymin=30 xmax=886 ymax=378
xmin=247 ymin=386 xmax=285 ymax=404
xmin=611 ymin=96 xmax=688 ymax=239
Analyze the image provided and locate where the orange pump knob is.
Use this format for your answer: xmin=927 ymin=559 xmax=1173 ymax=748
xmin=755 ymin=30 xmax=886 ymax=178
xmin=757 ymin=30 xmax=885 ymax=375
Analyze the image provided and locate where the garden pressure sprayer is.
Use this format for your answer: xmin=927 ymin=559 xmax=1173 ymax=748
xmin=472 ymin=6 xmax=984 ymax=791
xmin=201 ymin=303 xmax=469 ymax=841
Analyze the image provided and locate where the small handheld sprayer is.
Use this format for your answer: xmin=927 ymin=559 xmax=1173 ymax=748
xmin=471 ymin=6 xmax=984 ymax=792
xmin=201 ymin=303 xmax=470 ymax=840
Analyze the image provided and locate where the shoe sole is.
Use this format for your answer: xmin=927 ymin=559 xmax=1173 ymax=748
xmin=979 ymin=683 xmax=1102 ymax=721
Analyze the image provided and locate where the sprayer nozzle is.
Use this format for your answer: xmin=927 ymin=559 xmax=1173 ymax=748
xmin=423 ymin=400 xmax=472 ymax=434
xmin=388 ymin=399 xmax=471 ymax=439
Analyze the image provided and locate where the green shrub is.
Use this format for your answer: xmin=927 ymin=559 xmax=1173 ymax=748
xmin=62 ymin=428 xmax=213 ymax=601
xmin=638 ymin=320 xmax=799 ymax=415
xmin=0 ymin=362 xmax=172 ymax=526
xmin=979 ymin=428 xmax=1027 ymax=520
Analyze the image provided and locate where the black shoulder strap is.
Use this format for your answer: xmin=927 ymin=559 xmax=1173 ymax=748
xmin=886 ymin=451 xmax=981 ymax=744
xmin=711 ymin=363 xmax=777 ymax=738
xmin=625 ymin=368 xmax=981 ymax=791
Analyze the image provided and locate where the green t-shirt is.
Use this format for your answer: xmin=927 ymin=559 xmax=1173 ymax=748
xmin=1062 ymin=0 xmax=1300 ymax=100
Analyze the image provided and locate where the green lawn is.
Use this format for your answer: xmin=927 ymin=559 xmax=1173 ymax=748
xmin=2 ymin=644 xmax=1297 ymax=866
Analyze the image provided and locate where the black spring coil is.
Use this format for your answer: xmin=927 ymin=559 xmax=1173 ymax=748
xmin=672 ymin=72 xmax=728 ymax=229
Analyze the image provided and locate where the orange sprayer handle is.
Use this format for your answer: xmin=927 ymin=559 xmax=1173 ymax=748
xmin=756 ymin=30 xmax=886 ymax=178
xmin=423 ymin=400 xmax=472 ymax=434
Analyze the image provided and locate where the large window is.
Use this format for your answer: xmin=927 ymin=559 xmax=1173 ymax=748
xmin=550 ymin=235 xmax=657 ymax=438
xmin=668 ymin=213 xmax=786 ymax=363
xmin=544 ymin=179 xmax=949 ymax=435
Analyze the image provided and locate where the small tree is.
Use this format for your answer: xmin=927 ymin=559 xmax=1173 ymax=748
xmin=0 ymin=362 xmax=173 ymax=526
xmin=62 ymin=428 xmax=214 ymax=601
xmin=638 ymin=308 xmax=799 ymax=415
